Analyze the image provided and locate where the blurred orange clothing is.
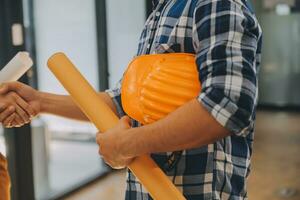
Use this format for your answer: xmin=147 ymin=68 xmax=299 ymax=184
xmin=0 ymin=153 xmax=10 ymax=200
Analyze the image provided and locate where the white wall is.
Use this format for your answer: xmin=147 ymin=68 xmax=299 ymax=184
xmin=106 ymin=0 xmax=146 ymax=87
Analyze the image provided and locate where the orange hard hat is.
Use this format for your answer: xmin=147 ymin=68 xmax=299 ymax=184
xmin=121 ymin=53 xmax=201 ymax=124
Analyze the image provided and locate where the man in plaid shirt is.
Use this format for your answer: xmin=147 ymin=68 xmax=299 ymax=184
xmin=105 ymin=0 xmax=262 ymax=199
xmin=0 ymin=0 xmax=262 ymax=199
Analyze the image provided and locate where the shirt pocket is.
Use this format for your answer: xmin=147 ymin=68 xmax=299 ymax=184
xmin=153 ymin=43 xmax=182 ymax=54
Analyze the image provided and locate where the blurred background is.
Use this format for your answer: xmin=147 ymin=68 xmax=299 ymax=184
xmin=0 ymin=0 xmax=299 ymax=199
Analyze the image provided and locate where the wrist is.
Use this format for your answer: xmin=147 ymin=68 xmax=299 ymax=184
xmin=120 ymin=129 xmax=139 ymax=158
xmin=38 ymin=91 xmax=50 ymax=113
xmin=123 ymin=126 xmax=153 ymax=157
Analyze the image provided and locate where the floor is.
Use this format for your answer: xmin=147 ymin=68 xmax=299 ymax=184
xmin=46 ymin=141 xmax=106 ymax=199
xmin=0 ymin=125 xmax=107 ymax=200
xmin=65 ymin=111 xmax=300 ymax=200
xmin=64 ymin=170 xmax=127 ymax=200
xmin=247 ymin=111 xmax=300 ymax=200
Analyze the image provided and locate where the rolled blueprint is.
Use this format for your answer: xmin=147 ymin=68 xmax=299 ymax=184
xmin=47 ymin=52 xmax=186 ymax=200
xmin=0 ymin=52 xmax=33 ymax=83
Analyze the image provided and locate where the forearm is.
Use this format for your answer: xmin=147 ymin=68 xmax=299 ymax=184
xmin=38 ymin=91 xmax=117 ymax=121
xmin=124 ymin=99 xmax=230 ymax=157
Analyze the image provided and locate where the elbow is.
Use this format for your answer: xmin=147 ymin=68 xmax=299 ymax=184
xmin=198 ymin=85 xmax=257 ymax=137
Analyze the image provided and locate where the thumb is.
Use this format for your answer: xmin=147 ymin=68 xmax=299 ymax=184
xmin=96 ymin=132 xmax=103 ymax=145
xmin=0 ymin=82 xmax=22 ymax=94
xmin=120 ymin=116 xmax=132 ymax=129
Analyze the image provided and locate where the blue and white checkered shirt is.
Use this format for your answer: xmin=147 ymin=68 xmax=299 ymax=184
xmin=106 ymin=0 xmax=262 ymax=199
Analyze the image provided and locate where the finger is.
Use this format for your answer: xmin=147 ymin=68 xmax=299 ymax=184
xmin=14 ymin=104 xmax=30 ymax=123
xmin=96 ymin=133 xmax=103 ymax=145
xmin=10 ymin=119 xmax=19 ymax=128
xmin=0 ymin=102 xmax=8 ymax=112
xmin=0 ymin=82 xmax=21 ymax=94
xmin=8 ymin=92 xmax=31 ymax=122
xmin=0 ymin=106 xmax=15 ymax=122
xmin=3 ymin=113 xmax=16 ymax=128
xmin=98 ymin=146 xmax=106 ymax=158
xmin=14 ymin=93 xmax=36 ymax=118
xmin=120 ymin=116 xmax=131 ymax=129
xmin=13 ymin=114 xmax=25 ymax=127
xmin=0 ymin=84 xmax=9 ymax=94
xmin=125 ymin=157 xmax=135 ymax=166
xmin=103 ymin=159 xmax=112 ymax=167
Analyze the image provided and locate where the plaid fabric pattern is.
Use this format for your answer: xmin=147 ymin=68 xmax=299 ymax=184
xmin=106 ymin=0 xmax=262 ymax=199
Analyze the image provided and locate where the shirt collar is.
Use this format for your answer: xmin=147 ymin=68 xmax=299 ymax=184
xmin=152 ymin=0 xmax=166 ymax=7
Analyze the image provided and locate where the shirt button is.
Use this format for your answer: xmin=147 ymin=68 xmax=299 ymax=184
xmin=156 ymin=12 xmax=161 ymax=17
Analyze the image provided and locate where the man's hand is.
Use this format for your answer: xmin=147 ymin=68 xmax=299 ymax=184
xmin=0 ymin=82 xmax=40 ymax=127
xmin=0 ymin=92 xmax=36 ymax=128
xmin=96 ymin=116 xmax=135 ymax=169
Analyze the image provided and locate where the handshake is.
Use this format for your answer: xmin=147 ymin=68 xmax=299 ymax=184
xmin=0 ymin=82 xmax=40 ymax=128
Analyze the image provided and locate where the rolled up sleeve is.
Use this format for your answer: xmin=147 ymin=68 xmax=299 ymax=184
xmin=105 ymin=78 xmax=125 ymax=118
xmin=192 ymin=0 xmax=262 ymax=136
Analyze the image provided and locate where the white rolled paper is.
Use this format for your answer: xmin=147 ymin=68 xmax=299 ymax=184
xmin=0 ymin=51 xmax=33 ymax=83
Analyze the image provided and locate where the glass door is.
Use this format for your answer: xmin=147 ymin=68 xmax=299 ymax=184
xmin=27 ymin=0 xmax=109 ymax=199
xmin=254 ymin=0 xmax=300 ymax=106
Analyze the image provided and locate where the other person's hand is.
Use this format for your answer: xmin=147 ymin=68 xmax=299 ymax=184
xmin=96 ymin=116 xmax=135 ymax=169
xmin=0 ymin=92 xmax=35 ymax=127
xmin=0 ymin=82 xmax=40 ymax=127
